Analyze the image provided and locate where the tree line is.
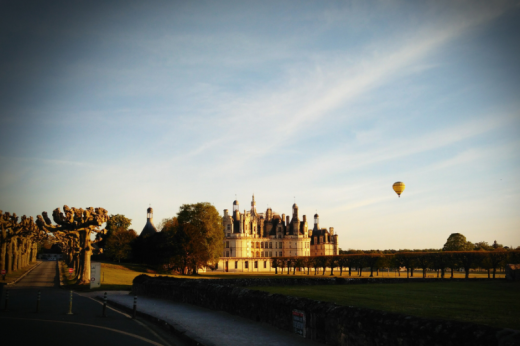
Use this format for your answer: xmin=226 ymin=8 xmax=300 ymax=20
xmin=0 ymin=210 xmax=46 ymax=276
xmin=271 ymin=250 xmax=520 ymax=279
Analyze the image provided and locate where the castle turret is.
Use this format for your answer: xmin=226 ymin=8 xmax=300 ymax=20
xmin=141 ymin=207 xmax=158 ymax=237
xmin=233 ymin=200 xmax=240 ymax=219
xmin=251 ymin=194 xmax=256 ymax=213
xmin=313 ymin=213 xmax=319 ymax=231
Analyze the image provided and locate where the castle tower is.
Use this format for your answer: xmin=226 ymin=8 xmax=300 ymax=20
xmin=233 ymin=199 xmax=240 ymax=219
xmin=141 ymin=206 xmax=158 ymax=237
xmin=292 ymin=203 xmax=299 ymax=220
xmin=251 ymin=194 xmax=256 ymax=214
xmin=313 ymin=213 xmax=319 ymax=231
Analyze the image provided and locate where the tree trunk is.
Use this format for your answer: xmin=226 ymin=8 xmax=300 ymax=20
xmin=0 ymin=242 xmax=6 ymax=272
xmin=423 ymin=268 xmax=426 ymax=278
xmin=370 ymin=267 xmax=374 ymax=277
xmin=77 ymin=231 xmax=92 ymax=285
xmin=348 ymin=266 xmax=352 ymax=277
xmin=450 ymin=268 xmax=454 ymax=278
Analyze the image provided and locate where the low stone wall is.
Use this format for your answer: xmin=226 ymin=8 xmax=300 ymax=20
xmin=133 ymin=275 xmax=520 ymax=346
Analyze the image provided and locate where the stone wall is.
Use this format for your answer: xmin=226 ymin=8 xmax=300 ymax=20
xmin=132 ymin=275 xmax=520 ymax=346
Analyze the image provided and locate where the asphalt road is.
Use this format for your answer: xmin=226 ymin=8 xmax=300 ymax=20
xmin=0 ymin=261 xmax=184 ymax=346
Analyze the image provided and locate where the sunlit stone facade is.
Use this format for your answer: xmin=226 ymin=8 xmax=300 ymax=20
xmin=217 ymin=195 xmax=339 ymax=272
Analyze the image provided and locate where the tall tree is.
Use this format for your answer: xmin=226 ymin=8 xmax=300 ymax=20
xmin=157 ymin=203 xmax=223 ymax=275
xmin=105 ymin=229 xmax=137 ymax=262
xmin=443 ymin=233 xmax=474 ymax=251
xmin=97 ymin=214 xmax=132 ymax=249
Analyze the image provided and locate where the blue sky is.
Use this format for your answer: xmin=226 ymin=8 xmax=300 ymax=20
xmin=1 ymin=1 xmax=519 ymax=250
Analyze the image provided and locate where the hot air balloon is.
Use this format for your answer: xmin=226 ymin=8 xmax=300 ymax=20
xmin=393 ymin=181 xmax=405 ymax=198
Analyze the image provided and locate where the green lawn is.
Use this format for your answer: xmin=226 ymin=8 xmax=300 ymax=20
xmin=0 ymin=261 xmax=41 ymax=284
xmin=250 ymin=281 xmax=520 ymax=330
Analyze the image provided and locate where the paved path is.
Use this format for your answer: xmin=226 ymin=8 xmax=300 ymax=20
xmin=0 ymin=261 xmax=183 ymax=346
xmin=84 ymin=291 xmax=323 ymax=346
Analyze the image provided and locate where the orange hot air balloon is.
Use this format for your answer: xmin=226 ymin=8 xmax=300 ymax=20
xmin=393 ymin=181 xmax=405 ymax=198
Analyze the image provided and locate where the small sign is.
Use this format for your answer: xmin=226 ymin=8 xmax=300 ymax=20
xmin=292 ymin=309 xmax=306 ymax=337
xmin=68 ymin=268 xmax=74 ymax=273
xmin=90 ymin=262 xmax=101 ymax=289
xmin=1 ymin=269 xmax=6 ymax=275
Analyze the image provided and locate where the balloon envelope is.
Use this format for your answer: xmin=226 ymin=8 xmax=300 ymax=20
xmin=393 ymin=182 xmax=405 ymax=197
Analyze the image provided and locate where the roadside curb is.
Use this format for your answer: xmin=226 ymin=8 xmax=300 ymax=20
xmin=100 ymin=297 xmax=212 ymax=346
xmin=6 ymin=261 xmax=43 ymax=285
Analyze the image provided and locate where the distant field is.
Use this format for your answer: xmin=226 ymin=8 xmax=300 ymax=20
xmin=72 ymin=263 xmax=506 ymax=290
xmin=199 ymin=269 xmax=505 ymax=279
xmin=250 ymin=281 xmax=520 ymax=330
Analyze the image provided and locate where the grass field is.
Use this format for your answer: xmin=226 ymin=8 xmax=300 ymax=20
xmin=0 ymin=261 xmax=41 ymax=284
xmin=59 ymin=263 xmax=505 ymax=290
xmin=250 ymin=281 xmax=520 ymax=330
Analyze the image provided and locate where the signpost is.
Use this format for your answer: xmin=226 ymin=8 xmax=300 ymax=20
xmin=1 ymin=269 xmax=6 ymax=280
xmin=68 ymin=268 xmax=73 ymax=279
xmin=292 ymin=309 xmax=306 ymax=337
xmin=90 ymin=262 xmax=101 ymax=289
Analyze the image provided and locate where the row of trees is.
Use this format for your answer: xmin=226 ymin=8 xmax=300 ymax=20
xmin=271 ymin=251 xmax=520 ymax=279
xmin=339 ymin=233 xmax=517 ymax=255
xmin=36 ymin=206 xmax=109 ymax=284
xmin=0 ymin=211 xmax=47 ymax=276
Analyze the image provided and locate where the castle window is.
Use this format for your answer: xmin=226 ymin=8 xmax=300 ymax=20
xmin=226 ymin=241 xmax=229 ymax=248
xmin=269 ymin=251 xmax=272 ymax=257
xmin=269 ymin=242 xmax=272 ymax=249
xmin=261 ymin=242 xmax=264 ymax=249
xmin=235 ymin=261 xmax=238 ymax=269
xmin=264 ymin=261 xmax=267 ymax=268
xmin=245 ymin=261 xmax=249 ymax=269
xmin=227 ymin=225 xmax=231 ymax=230
xmin=226 ymin=251 xmax=229 ymax=257
xmin=254 ymin=261 xmax=258 ymax=269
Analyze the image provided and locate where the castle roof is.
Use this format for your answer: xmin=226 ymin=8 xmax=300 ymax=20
xmin=141 ymin=220 xmax=157 ymax=237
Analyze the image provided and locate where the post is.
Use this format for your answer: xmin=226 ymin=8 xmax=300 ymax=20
xmin=132 ymin=295 xmax=137 ymax=319
xmin=36 ymin=290 xmax=41 ymax=313
xmin=67 ymin=290 xmax=73 ymax=315
xmin=102 ymin=292 xmax=107 ymax=317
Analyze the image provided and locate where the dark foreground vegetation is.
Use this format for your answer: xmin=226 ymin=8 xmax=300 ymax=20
xmin=251 ymin=280 xmax=520 ymax=330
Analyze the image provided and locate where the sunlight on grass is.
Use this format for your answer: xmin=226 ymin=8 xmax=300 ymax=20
xmin=250 ymin=281 xmax=520 ymax=329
